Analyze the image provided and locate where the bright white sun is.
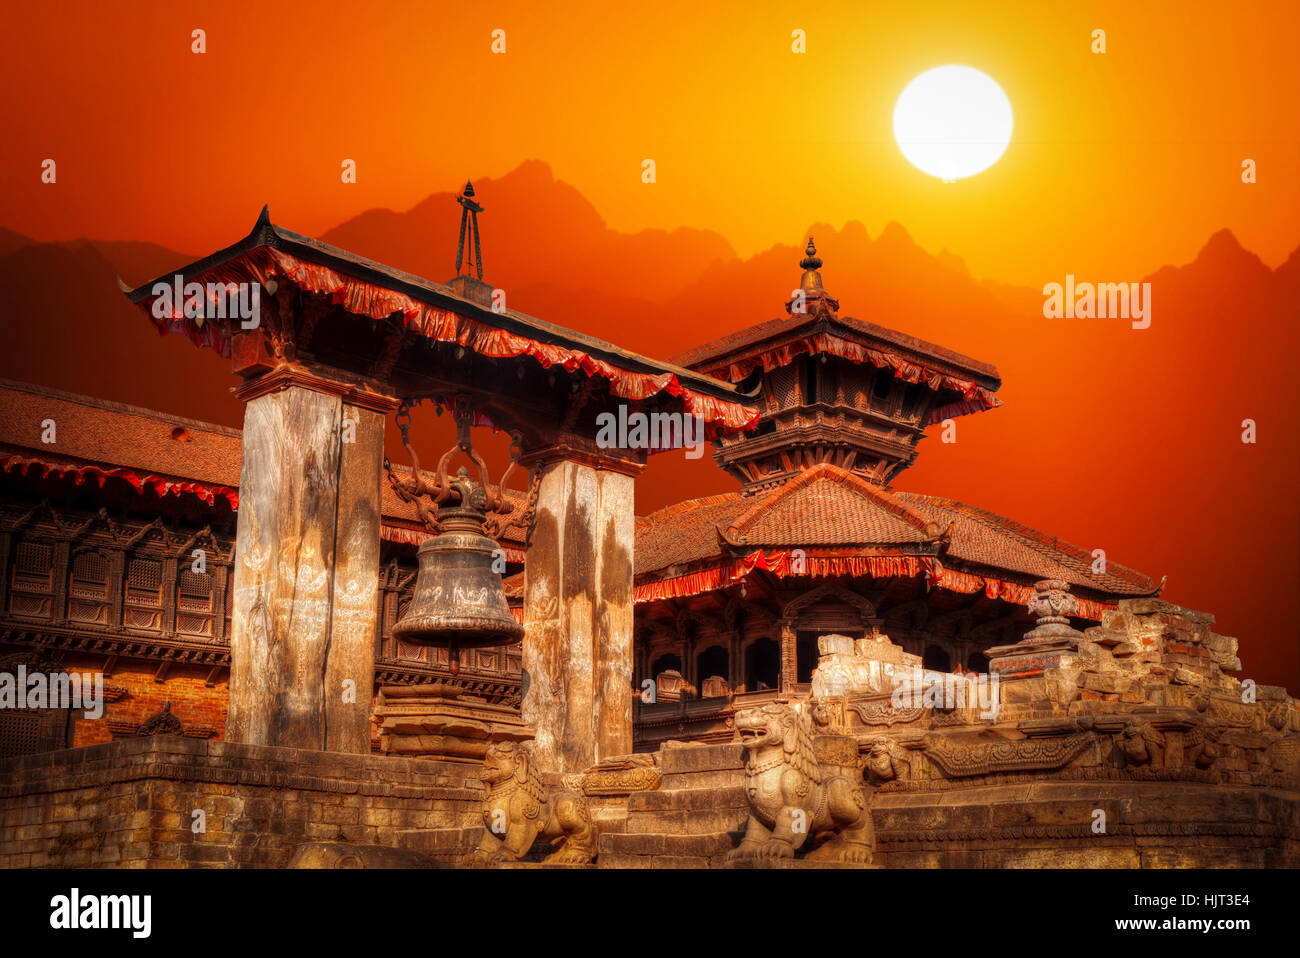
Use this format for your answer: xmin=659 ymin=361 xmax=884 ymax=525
xmin=893 ymin=65 xmax=1013 ymax=182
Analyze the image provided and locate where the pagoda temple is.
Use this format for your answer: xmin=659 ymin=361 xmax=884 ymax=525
xmin=0 ymin=188 xmax=1295 ymax=869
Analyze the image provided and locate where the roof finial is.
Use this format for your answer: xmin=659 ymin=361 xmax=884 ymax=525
xmin=785 ymin=235 xmax=838 ymax=318
xmin=800 ymin=237 xmax=822 ymax=271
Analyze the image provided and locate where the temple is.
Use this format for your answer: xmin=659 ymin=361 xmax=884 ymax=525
xmin=1 ymin=186 xmax=1296 ymax=868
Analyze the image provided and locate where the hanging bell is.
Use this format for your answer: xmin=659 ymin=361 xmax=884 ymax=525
xmin=392 ymin=469 xmax=523 ymax=674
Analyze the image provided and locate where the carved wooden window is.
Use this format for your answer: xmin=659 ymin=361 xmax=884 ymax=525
xmin=818 ymin=361 xmax=837 ymax=404
xmin=768 ymin=367 xmax=798 ymax=410
xmin=8 ymin=541 xmax=54 ymax=618
xmin=799 ymin=356 xmax=818 ymax=405
xmin=901 ymin=383 xmax=927 ymax=423
xmin=0 ymin=707 xmax=74 ymax=758
xmin=124 ymin=557 xmax=163 ymax=631
xmin=67 ymin=552 xmax=110 ymax=625
xmin=176 ymin=569 xmax=214 ymax=638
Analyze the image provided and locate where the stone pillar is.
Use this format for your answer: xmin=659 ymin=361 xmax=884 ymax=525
xmin=522 ymin=459 xmax=634 ymax=772
xmin=226 ymin=376 xmax=392 ymax=754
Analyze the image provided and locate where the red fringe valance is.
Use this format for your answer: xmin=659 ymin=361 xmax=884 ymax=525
xmin=634 ymin=548 xmax=1113 ymax=620
xmin=1 ymin=455 xmax=239 ymax=510
xmin=707 ymin=331 xmax=1001 ymax=425
xmin=633 ymin=550 xmax=940 ymax=603
xmin=143 ymin=247 xmax=760 ymax=434
xmin=1 ymin=454 xmax=533 ymax=558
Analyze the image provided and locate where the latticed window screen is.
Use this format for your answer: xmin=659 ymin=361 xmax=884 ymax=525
xmin=770 ymin=367 xmax=799 ymax=410
xmin=124 ymin=556 xmax=164 ymax=630
xmin=176 ymin=569 xmax=214 ymax=637
xmin=0 ymin=712 xmax=41 ymax=759
xmin=126 ymin=558 xmax=162 ymax=605
xmin=177 ymin=570 xmax=212 ymax=610
xmin=8 ymin=540 xmax=54 ymax=617
xmin=69 ymin=552 xmax=109 ymax=599
xmin=12 ymin=541 xmax=53 ymax=591
xmin=68 ymin=551 xmax=110 ymax=625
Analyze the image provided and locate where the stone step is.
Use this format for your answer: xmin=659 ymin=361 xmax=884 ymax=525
xmin=625 ymin=787 xmax=749 ymax=835
xmin=599 ymin=830 xmax=739 ymax=867
xmin=627 ymin=784 xmax=747 ymax=812
xmin=597 ymin=852 xmax=715 ymax=869
xmin=658 ymin=743 xmax=745 ymax=791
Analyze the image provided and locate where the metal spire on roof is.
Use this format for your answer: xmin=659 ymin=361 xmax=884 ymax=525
xmin=455 ymin=180 xmax=484 ymax=281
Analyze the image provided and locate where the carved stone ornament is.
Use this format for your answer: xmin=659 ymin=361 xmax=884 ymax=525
xmin=136 ymin=701 xmax=184 ymax=737
xmin=463 ymin=741 xmax=597 ymax=865
xmin=728 ymin=703 xmax=874 ymax=863
xmin=1023 ymin=580 xmax=1084 ymax=641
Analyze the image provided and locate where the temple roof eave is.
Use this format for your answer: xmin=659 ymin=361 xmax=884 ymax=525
xmin=119 ymin=207 xmax=761 ymax=433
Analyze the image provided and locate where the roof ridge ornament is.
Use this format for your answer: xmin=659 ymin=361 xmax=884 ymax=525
xmin=786 ymin=235 xmax=839 ymax=318
xmin=454 ymin=181 xmax=484 ymax=280
xmin=449 ymin=179 xmax=493 ymax=306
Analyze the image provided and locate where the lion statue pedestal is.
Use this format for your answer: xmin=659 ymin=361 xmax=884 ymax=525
xmin=462 ymin=740 xmax=597 ymax=866
xmin=727 ymin=702 xmax=875 ymax=865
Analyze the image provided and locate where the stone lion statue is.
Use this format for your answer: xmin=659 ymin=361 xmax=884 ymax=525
xmin=728 ymin=703 xmax=874 ymax=863
xmin=463 ymin=740 xmax=597 ymax=865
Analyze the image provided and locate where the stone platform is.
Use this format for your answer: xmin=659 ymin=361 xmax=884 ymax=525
xmin=0 ymin=736 xmax=482 ymax=868
xmin=2 ymin=733 xmax=1297 ymax=868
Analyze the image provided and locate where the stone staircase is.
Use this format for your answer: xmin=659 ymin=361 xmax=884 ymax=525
xmin=596 ymin=742 xmax=747 ymax=867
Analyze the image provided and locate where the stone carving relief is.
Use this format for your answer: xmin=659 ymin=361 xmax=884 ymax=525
xmin=728 ymin=703 xmax=874 ymax=863
xmin=464 ymin=740 xmax=597 ymax=865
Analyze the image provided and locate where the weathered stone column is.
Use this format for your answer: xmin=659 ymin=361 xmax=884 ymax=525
xmin=521 ymin=459 xmax=635 ymax=772
xmin=226 ymin=373 xmax=392 ymax=753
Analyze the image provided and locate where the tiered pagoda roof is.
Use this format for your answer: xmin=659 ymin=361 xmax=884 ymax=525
xmin=634 ymin=241 xmax=1158 ymax=621
xmin=669 ymin=239 xmax=1001 ymax=490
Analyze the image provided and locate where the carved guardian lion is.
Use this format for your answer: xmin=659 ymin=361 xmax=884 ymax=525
xmin=729 ymin=703 xmax=874 ymax=863
xmin=463 ymin=741 xmax=597 ymax=865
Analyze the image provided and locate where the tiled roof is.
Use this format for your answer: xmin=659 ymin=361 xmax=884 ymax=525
xmin=634 ymin=493 xmax=750 ymax=575
xmin=722 ymin=464 xmax=938 ymax=547
xmin=635 ymin=462 xmax=1155 ymax=597
xmin=894 ymin=492 xmax=1154 ymax=596
xmin=0 ymin=379 xmax=529 ymax=545
xmin=0 ymin=378 xmax=241 ymax=488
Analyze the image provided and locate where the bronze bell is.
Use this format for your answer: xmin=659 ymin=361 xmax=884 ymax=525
xmin=392 ymin=469 xmax=523 ymax=674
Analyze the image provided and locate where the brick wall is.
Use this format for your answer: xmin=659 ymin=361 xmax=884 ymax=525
xmin=0 ymin=736 xmax=482 ymax=868
xmin=62 ymin=657 xmax=229 ymax=747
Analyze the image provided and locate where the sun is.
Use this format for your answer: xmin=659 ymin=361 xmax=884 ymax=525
xmin=893 ymin=66 xmax=1013 ymax=182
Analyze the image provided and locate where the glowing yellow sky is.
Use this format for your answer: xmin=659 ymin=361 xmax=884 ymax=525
xmin=0 ymin=0 xmax=1295 ymax=284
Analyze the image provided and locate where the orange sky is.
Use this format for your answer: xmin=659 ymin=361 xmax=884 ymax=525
xmin=1 ymin=0 xmax=1296 ymax=285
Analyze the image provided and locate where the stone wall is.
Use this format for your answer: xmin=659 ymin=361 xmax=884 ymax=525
xmin=0 ymin=736 xmax=481 ymax=868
